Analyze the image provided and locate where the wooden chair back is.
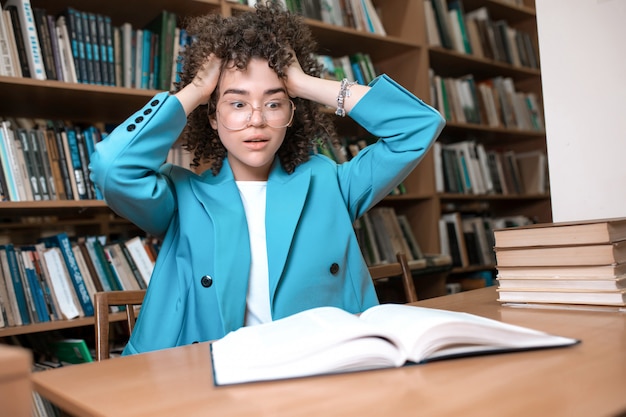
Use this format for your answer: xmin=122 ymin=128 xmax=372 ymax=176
xmin=94 ymin=290 xmax=146 ymax=361
xmin=368 ymin=252 xmax=418 ymax=303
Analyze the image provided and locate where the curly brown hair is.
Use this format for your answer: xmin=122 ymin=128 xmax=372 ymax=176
xmin=174 ymin=3 xmax=336 ymax=175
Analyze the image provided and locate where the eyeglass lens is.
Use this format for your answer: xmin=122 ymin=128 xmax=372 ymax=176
xmin=218 ymin=99 xmax=294 ymax=130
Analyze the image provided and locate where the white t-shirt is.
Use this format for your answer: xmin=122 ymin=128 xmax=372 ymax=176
xmin=236 ymin=181 xmax=272 ymax=326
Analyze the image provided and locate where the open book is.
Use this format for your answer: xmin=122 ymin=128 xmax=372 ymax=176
xmin=210 ymin=304 xmax=579 ymax=385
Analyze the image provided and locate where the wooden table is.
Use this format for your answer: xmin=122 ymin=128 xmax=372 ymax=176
xmin=32 ymin=287 xmax=626 ymax=417
xmin=0 ymin=344 xmax=32 ymax=417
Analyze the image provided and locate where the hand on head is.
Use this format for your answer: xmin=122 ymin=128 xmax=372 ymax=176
xmin=191 ymin=53 xmax=223 ymax=105
xmin=283 ymin=48 xmax=309 ymax=99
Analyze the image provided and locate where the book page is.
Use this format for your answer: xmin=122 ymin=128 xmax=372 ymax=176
xmin=359 ymin=304 xmax=578 ymax=362
xmin=210 ymin=306 xmax=403 ymax=385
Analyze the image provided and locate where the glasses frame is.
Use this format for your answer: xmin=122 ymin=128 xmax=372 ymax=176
xmin=215 ymin=98 xmax=296 ymax=131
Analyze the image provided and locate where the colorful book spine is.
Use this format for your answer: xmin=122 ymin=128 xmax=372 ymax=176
xmin=40 ymin=232 xmax=94 ymax=316
xmin=5 ymin=0 xmax=46 ymax=79
xmin=2 ymin=244 xmax=31 ymax=324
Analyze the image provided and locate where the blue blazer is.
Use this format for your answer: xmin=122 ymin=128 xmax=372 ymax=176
xmin=89 ymin=75 xmax=445 ymax=354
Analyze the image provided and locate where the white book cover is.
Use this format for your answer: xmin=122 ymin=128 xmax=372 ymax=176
xmin=42 ymin=248 xmax=81 ymax=320
xmin=5 ymin=0 xmax=46 ymax=79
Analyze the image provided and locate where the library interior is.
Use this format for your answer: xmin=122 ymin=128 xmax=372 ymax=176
xmin=0 ymin=1 xmax=624 ymax=416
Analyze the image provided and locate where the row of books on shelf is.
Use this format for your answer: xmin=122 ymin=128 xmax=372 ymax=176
xmin=227 ymin=0 xmax=386 ymax=35
xmin=0 ymin=114 xmax=272 ymax=202
xmin=355 ymin=207 xmax=423 ymax=268
xmin=0 ymin=0 xmax=183 ymax=90
xmin=0 ymin=118 xmax=106 ymax=202
xmin=314 ymin=134 xmax=406 ymax=196
xmin=433 ymin=140 xmax=549 ymax=196
xmin=32 ymin=390 xmax=60 ymax=417
xmin=354 ymin=205 xmax=452 ymax=273
xmin=0 ymin=232 xmax=159 ymax=328
xmin=317 ymin=52 xmax=378 ymax=86
xmin=493 ymin=216 xmax=626 ymax=308
xmin=429 ymin=71 xmax=545 ymax=131
xmin=424 ymin=1 xmax=539 ymax=69
xmin=439 ymin=212 xmax=533 ymax=269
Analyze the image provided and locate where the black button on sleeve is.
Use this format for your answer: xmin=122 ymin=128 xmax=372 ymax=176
xmin=135 ymin=116 xmax=144 ymax=123
xmin=330 ymin=263 xmax=340 ymax=275
xmin=127 ymin=124 xmax=136 ymax=132
xmin=200 ymin=275 xmax=213 ymax=288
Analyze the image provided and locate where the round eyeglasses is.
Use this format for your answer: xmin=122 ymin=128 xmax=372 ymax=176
xmin=216 ymin=99 xmax=295 ymax=131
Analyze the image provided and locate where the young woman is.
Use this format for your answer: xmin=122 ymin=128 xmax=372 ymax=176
xmin=89 ymin=3 xmax=445 ymax=355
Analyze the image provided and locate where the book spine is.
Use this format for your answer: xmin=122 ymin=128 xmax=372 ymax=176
xmin=65 ymin=8 xmax=87 ymax=83
xmin=124 ymin=237 xmax=154 ymax=286
xmin=45 ymin=14 xmax=63 ymax=81
xmin=6 ymin=0 xmax=46 ymax=79
xmin=5 ymin=5 xmax=30 ymax=77
xmin=91 ymin=238 xmax=122 ymax=291
xmin=103 ymin=15 xmax=116 ymax=86
xmin=33 ymin=8 xmax=57 ymax=80
xmin=95 ymin=13 xmax=109 ymax=86
xmin=16 ymin=128 xmax=41 ymax=200
xmin=73 ymin=127 xmax=94 ymax=199
xmin=83 ymin=237 xmax=113 ymax=291
xmin=0 ymin=9 xmax=16 ymax=76
xmin=0 ymin=249 xmax=21 ymax=325
xmin=48 ymin=121 xmax=74 ymax=200
xmin=0 ymin=124 xmax=19 ymax=201
xmin=28 ymin=128 xmax=52 ymax=200
xmin=1 ymin=121 xmax=30 ymax=201
xmin=33 ymin=128 xmax=55 ymax=200
xmin=20 ymin=249 xmax=50 ymax=322
xmin=120 ymin=242 xmax=147 ymax=289
xmin=4 ymin=244 xmax=31 ymax=324
xmin=80 ymin=11 xmax=98 ymax=85
xmin=0 ymin=252 xmax=15 ymax=326
xmin=14 ymin=247 xmax=39 ymax=323
xmin=41 ymin=247 xmax=82 ymax=320
xmin=40 ymin=233 xmax=94 ymax=316
xmin=32 ymin=244 xmax=61 ymax=320
xmin=63 ymin=126 xmax=87 ymax=199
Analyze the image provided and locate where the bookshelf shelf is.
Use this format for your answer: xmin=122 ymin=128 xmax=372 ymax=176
xmin=439 ymin=193 xmax=549 ymax=201
xmin=462 ymin=0 xmax=536 ymax=21
xmin=429 ymin=47 xmax=540 ymax=79
xmin=0 ymin=76 xmax=158 ymax=122
xmin=0 ymin=312 xmax=130 ymax=338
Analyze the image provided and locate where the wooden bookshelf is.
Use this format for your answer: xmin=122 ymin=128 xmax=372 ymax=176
xmin=0 ymin=0 xmax=548 ymax=344
xmin=422 ymin=0 xmax=551 ymax=283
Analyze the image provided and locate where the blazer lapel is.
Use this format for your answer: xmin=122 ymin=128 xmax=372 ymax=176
xmin=265 ymin=163 xmax=311 ymax=303
xmin=189 ymin=162 xmax=250 ymax=330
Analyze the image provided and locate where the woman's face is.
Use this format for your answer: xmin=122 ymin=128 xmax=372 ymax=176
xmin=210 ymin=58 xmax=291 ymax=181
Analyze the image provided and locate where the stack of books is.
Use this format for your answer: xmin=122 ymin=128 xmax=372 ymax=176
xmin=493 ymin=217 xmax=626 ymax=308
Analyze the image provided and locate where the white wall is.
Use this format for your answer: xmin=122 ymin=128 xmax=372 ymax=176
xmin=535 ymin=0 xmax=626 ymax=222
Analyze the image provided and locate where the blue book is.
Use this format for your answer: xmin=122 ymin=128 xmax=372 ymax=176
xmin=0 ymin=127 xmax=19 ymax=201
xmin=23 ymin=245 xmax=58 ymax=321
xmin=82 ymin=127 xmax=103 ymax=199
xmin=5 ymin=0 xmax=46 ymax=80
xmin=141 ymin=29 xmax=153 ymax=89
xmin=64 ymin=7 xmax=88 ymax=83
xmin=64 ymin=127 xmax=88 ymax=199
xmin=1 ymin=244 xmax=31 ymax=324
xmin=40 ymin=233 xmax=94 ymax=316
xmin=20 ymin=250 xmax=50 ymax=323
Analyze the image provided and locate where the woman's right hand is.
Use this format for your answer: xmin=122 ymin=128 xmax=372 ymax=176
xmin=175 ymin=54 xmax=222 ymax=116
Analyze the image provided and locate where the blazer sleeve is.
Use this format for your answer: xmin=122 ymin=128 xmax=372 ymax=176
xmin=89 ymin=92 xmax=187 ymax=236
xmin=338 ymin=74 xmax=445 ymax=220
